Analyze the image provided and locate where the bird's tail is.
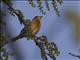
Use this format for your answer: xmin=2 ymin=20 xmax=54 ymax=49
xmin=1 ymin=35 xmax=24 ymax=47
xmin=12 ymin=35 xmax=24 ymax=42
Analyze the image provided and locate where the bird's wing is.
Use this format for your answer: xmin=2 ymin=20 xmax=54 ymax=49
xmin=20 ymin=27 xmax=27 ymax=35
xmin=31 ymin=17 xmax=41 ymax=35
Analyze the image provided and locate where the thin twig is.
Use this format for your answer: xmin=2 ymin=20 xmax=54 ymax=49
xmin=69 ymin=53 xmax=80 ymax=59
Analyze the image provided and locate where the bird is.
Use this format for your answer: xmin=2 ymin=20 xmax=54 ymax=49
xmin=12 ymin=16 xmax=43 ymax=42
xmin=64 ymin=10 xmax=80 ymax=43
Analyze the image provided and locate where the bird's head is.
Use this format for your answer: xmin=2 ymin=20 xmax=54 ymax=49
xmin=34 ymin=16 xmax=43 ymax=21
xmin=38 ymin=16 xmax=43 ymax=20
xmin=25 ymin=19 xmax=31 ymax=24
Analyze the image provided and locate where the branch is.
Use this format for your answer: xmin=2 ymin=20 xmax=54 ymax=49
xmin=34 ymin=36 xmax=60 ymax=60
xmin=56 ymin=0 xmax=63 ymax=4
xmin=45 ymin=0 xmax=50 ymax=11
xmin=52 ymin=0 xmax=60 ymax=17
xmin=2 ymin=0 xmax=27 ymax=26
xmin=69 ymin=53 xmax=80 ymax=59
xmin=37 ymin=0 xmax=46 ymax=15
xmin=28 ymin=0 xmax=36 ymax=8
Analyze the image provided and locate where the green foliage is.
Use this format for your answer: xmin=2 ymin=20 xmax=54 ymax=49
xmin=28 ymin=0 xmax=62 ymax=16
xmin=45 ymin=0 xmax=50 ymax=11
xmin=0 ymin=33 xmax=6 ymax=47
xmin=52 ymin=0 xmax=60 ymax=17
xmin=0 ymin=10 xmax=7 ymax=47
xmin=28 ymin=0 xmax=46 ymax=15
xmin=0 ymin=47 xmax=14 ymax=60
xmin=34 ymin=36 xmax=60 ymax=60
xmin=56 ymin=0 xmax=63 ymax=5
xmin=37 ymin=0 xmax=46 ymax=15
xmin=0 ymin=20 xmax=14 ymax=60
xmin=28 ymin=0 xmax=36 ymax=8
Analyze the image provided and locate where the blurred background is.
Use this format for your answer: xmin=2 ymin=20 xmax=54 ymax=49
xmin=2 ymin=1 xmax=80 ymax=60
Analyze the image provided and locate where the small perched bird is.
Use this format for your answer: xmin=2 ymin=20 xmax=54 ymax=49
xmin=12 ymin=16 xmax=43 ymax=42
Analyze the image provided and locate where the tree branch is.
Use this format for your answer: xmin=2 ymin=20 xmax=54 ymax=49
xmin=69 ymin=53 xmax=80 ymax=59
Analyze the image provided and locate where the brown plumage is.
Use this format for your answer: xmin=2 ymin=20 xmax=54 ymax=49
xmin=12 ymin=16 xmax=43 ymax=42
xmin=31 ymin=16 xmax=42 ymax=35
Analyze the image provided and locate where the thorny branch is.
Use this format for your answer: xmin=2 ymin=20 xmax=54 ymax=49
xmin=69 ymin=53 xmax=80 ymax=59
xmin=2 ymin=0 xmax=27 ymax=25
xmin=1 ymin=0 xmax=60 ymax=60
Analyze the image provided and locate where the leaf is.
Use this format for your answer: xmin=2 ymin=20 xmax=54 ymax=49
xmin=56 ymin=0 xmax=63 ymax=4
xmin=28 ymin=0 xmax=36 ymax=8
xmin=52 ymin=0 xmax=60 ymax=17
xmin=45 ymin=0 xmax=50 ymax=11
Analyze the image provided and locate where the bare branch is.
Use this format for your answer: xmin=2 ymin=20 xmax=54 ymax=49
xmin=69 ymin=53 xmax=80 ymax=59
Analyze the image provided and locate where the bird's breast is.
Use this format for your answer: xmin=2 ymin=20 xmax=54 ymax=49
xmin=31 ymin=21 xmax=41 ymax=35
